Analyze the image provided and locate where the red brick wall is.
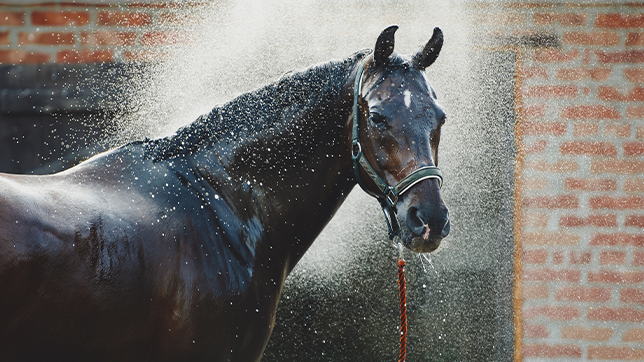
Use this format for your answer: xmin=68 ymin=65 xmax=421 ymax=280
xmin=473 ymin=2 xmax=644 ymax=361
xmin=0 ymin=1 xmax=201 ymax=64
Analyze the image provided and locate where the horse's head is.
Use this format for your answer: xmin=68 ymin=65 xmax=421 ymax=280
xmin=353 ymin=26 xmax=449 ymax=253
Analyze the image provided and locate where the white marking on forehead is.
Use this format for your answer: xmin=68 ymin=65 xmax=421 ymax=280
xmin=404 ymin=90 xmax=412 ymax=108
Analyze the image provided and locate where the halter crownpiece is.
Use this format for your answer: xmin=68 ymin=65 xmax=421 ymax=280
xmin=351 ymin=57 xmax=444 ymax=239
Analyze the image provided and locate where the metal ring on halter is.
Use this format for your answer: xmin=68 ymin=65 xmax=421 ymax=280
xmin=352 ymin=140 xmax=362 ymax=159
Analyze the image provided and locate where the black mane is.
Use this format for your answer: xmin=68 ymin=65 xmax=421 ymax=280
xmin=144 ymin=50 xmax=370 ymax=161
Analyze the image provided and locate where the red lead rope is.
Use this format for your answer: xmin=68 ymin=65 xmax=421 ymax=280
xmin=398 ymin=258 xmax=407 ymax=362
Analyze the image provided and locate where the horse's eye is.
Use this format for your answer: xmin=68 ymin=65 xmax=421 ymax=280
xmin=369 ymin=113 xmax=388 ymax=129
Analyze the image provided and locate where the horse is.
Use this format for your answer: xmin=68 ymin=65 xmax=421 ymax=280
xmin=0 ymin=26 xmax=449 ymax=361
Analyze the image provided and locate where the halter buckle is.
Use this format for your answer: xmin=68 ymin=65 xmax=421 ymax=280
xmin=352 ymin=140 xmax=362 ymax=160
xmin=384 ymin=186 xmax=398 ymax=208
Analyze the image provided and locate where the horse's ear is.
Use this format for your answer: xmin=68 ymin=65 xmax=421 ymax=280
xmin=412 ymin=27 xmax=443 ymax=70
xmin=374 ymin=25 xmax=398 ymax=67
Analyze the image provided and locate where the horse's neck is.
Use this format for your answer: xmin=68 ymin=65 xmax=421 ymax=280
xmin=195 ymin=94 xmax=356 ymax=274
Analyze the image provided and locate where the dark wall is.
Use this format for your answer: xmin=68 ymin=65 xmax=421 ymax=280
xmin=0 ymin=64 xmax=144 ymax=174
xmin=0 ymin=111 xmax=109 ymax=174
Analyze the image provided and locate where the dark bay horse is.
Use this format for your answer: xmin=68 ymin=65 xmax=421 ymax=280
xmin=0 ymin=26 xmax=449 ymax=361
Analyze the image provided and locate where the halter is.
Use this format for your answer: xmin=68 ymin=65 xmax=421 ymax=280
xmin=351 ymin=57 xmax=443 ymax=239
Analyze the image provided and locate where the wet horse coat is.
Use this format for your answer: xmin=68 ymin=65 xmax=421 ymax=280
xmin=0 ymin=27 xmax=448 ymax=361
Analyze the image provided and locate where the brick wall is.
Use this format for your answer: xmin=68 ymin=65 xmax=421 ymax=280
xmin=473 ymin=2 xmax=644 ymax=361
xmin=0 ymin=1 xmax=203 ymax=64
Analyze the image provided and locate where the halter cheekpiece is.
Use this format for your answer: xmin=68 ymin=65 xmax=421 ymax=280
xmin=351 ymin=57 xmax=444 ymax=239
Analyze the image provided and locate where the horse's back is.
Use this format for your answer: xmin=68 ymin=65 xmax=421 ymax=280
xmin=0 ymin=172 xmax=81 ymax=273
xmin=0 ymin=154 xmax=167 ymax=360
xmin=0 ymin=146 xmax=269 ymax=361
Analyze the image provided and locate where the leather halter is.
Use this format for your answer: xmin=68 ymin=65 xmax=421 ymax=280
xmin=351 ymin=57 xmax=443 ymax=239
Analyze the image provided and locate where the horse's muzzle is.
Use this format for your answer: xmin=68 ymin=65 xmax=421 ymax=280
xmin=404 ymin=205 xmax=450 ymax=253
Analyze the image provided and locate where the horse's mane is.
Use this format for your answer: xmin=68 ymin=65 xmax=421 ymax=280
xmin=144 ymin=50 xmax=371 ymax=161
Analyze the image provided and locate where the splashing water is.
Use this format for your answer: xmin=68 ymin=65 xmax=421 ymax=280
xmin=419 ymin=253 xmax=438 ymax=276
xmin=392 ymin=237 xmax=405 ymax=262
xmin=397 ymin=243 xmax=404 ymax=260
xmin=96 ymin=1 xmax=517 ymax=360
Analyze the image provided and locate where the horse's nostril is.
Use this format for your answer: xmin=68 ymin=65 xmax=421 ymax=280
xmin=406 ymin=207 xmax=426 ymax=236
xmin=406 ymin=206 xmax=450 ymax=239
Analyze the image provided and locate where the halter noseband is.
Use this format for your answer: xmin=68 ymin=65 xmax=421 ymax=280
xmin=351 ymin=57 xmax=443 ymax=239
